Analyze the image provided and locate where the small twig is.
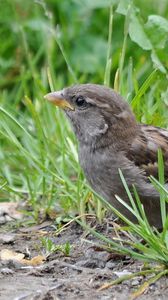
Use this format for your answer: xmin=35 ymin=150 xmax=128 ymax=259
xmin=98 ymin=268 xmax=163 ymax=291
xmin=130 ymin=269 xmax=168 ymax=300
xmin=54 ymin=213 xmax=95 ymax=236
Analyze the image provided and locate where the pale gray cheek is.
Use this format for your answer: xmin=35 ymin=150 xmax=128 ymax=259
xmin=83 ymin=120 xmax=107 ymax=137
xmin=65 ymin=110 xmax=108 ymax=144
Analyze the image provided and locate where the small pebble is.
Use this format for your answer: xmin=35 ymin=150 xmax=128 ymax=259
xmin=105 ymin=261 xmax=117 ymax=269
xmin=131 ymin=279 xmax=140 ymax=286
xmin=85 ymin=248 xmax=109 ymax=262
xmin=1 ymin=268 xmax=14 ymax=275
xmin=0 ymin=233 xmax=16 ymax=244
xmin=76 ymin=259 xmax=105 ymax=269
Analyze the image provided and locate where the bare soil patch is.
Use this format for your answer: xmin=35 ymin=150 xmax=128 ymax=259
xmin=0 ymin=219 xmax=168 ymax=300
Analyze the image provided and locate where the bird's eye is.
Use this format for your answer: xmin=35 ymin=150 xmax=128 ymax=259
xmin=75 ymin=96 xmax=86 ymax=108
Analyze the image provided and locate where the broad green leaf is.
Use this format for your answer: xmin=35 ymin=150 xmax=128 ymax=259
xmin=116 ymin=0 xmax=131 ymax=15
xmin=145 ymin=15 xmax=168 ymax=49
xmin=129 ymin=13 xmax=152 ymax=50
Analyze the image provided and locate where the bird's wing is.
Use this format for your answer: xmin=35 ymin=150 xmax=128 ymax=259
xmin=126 ymin=125 xmax=168 ymax=181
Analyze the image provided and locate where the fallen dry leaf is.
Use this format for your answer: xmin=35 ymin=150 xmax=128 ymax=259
xmin=22 ymin=255 xmax=46 ymax=266
xmin=0 ymin=249 xmax=46 ymax=266
xmin=0 ymin=249 xmax=25 ymax=261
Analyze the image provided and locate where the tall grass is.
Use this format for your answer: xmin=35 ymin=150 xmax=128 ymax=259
xmin=0 ymin=0 xmax=168 ymax=224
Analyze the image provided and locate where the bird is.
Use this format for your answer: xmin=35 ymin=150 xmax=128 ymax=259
xmin=44 ymin=84 xmax=168 ymax=228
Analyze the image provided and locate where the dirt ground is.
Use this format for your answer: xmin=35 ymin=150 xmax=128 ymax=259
xmin=0 ymin=218 xmax=168 ymax=300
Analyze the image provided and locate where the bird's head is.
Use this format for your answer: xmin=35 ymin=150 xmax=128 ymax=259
xmin=44 ymin=84 xmax=137 ymax=149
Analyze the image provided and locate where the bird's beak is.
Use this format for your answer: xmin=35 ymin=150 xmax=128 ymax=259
xmin=44 ymin=90 xmax=74 ymax=110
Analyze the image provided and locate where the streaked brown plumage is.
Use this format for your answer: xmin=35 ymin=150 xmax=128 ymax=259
xmin=127 ymin=124 xmax=168 ymax=180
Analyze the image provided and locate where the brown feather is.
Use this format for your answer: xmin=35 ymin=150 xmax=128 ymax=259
xmin=127 ymin=124 xmax=168 ymax=181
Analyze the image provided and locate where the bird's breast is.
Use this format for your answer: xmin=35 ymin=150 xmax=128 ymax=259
xmin=78 ymin=145 xmax=123 ymax=199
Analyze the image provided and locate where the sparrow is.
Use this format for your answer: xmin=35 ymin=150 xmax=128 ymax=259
xmin=44 ymin=84 xmax=168 ymax=228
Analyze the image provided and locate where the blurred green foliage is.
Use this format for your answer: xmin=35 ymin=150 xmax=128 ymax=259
xmin=1 ymin=0 xmax=168 ymax=90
